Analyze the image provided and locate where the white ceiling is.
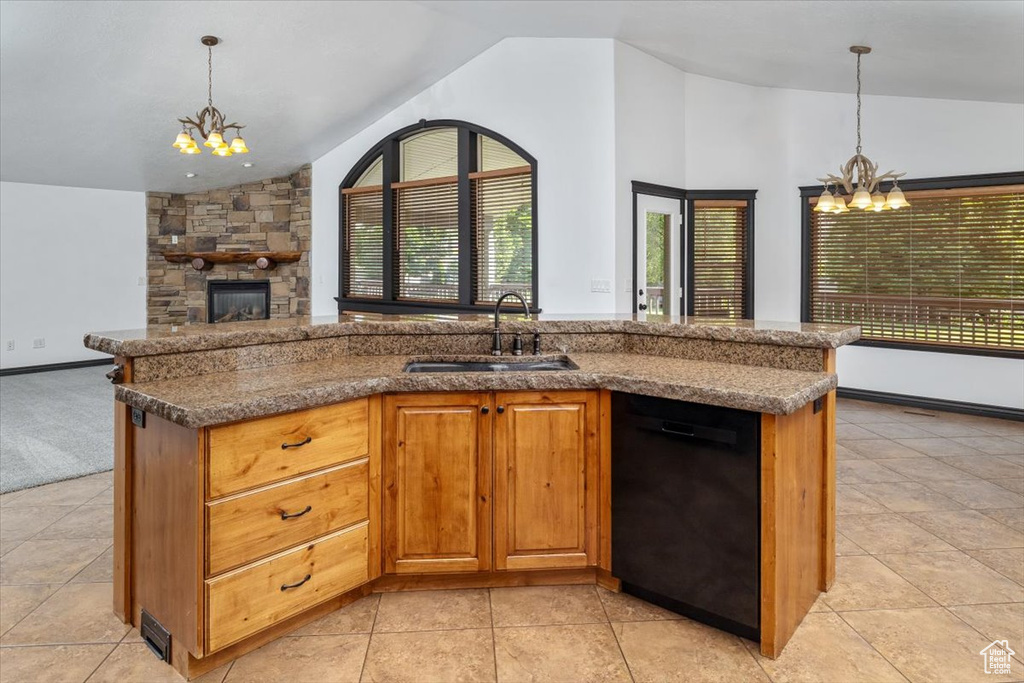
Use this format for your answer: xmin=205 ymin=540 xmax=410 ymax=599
xmin=2 ymin=1 xmax=1021 ymax=194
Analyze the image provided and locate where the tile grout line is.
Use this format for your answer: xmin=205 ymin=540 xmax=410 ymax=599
xmin=488 ymin=588 xmax=498 ymax=683
xmin=593 ymin=585 xmax=636 ymax=683
xmin=356 ymin=594 xmax=381 ymax=683
xmin=831 ymin=608 xmax=915 ymax=683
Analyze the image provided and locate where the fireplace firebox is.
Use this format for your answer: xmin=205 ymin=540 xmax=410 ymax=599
xmin=207 ymin=281 xmax=271 ymax=323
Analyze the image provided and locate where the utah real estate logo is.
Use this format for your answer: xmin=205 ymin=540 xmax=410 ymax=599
xmin=980 ymin=640 xmax=1014 ymax=675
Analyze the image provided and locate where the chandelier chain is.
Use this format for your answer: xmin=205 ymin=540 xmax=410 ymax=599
xmin=855 ymin=52 xmax=862 ymax=155
xmin=207 ymin=46 xmax=213 ymax=108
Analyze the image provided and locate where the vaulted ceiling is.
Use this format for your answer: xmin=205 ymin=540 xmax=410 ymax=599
xmin=2 ymin=0 xmax=1021 ymax=194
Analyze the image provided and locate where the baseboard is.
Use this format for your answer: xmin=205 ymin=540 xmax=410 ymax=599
xmin=837 ymin=387 xmax=1024 ymax=422
xmin=0 ymin=357 xmax=113 ymax=377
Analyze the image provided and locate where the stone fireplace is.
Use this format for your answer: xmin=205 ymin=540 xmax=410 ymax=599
xmin=145 ymin=165 xmax=311 ymax=325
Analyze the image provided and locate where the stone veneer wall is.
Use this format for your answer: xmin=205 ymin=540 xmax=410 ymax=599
xmin=146 ymin=165 xmax=311 ymax=325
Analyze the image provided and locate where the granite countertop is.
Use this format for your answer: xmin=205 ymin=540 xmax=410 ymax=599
xmin=114 ymin=353 xmax=837 ymax=428
xmin=86 ymin=314 xmax=860 ymax=357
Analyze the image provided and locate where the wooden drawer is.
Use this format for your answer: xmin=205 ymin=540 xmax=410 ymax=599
xmin=206 ymin=459 xmax=369 ymax=576
xmin=205 ymin=522 xmax=369 ymax=653
xmin=208 ymin=398 xmax=369 ymax=498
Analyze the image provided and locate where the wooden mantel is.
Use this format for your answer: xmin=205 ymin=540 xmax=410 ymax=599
xmin=162 ymin=251 xmax=302 ymax=271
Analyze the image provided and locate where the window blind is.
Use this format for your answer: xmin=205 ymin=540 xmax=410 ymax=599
xmin=471 ymin=167 xmax=533 ymax=305
xmin=393 ymin=178 xmax=460 ymax=302
xmin=341 ymin=187 xmax=384 ymax=298
xmin=808 ymin=185 xmax=1023 ymax=352
xmin=691 ymin=200 xmax=750 ymax=318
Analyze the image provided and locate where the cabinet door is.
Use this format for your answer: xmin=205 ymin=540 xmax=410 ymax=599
xmin=383 ymin=393 xmax=491 ymax=574
xmin=494 ymin=391 xmax=599 ymax=570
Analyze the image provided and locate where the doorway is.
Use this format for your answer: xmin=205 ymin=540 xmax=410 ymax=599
xmin=635 ymin=193 xmax=682 ymax=315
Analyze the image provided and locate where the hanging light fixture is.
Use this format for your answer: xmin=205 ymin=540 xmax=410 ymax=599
xmin=814 ymin=46 xmax=907 ymax=212
xmin=172 ymin=36 xmax=250 ymax=157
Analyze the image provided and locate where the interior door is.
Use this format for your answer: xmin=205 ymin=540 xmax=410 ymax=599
xmin=635 ymin=194 xmax=683 ymax=315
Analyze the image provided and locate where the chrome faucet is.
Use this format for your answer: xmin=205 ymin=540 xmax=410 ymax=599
xmin=492 ymin=292 xmax=531 ymax=356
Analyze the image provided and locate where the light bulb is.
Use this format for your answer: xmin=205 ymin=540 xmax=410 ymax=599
xmin=814 ymin=190 xmax=835 ymax=212
xmin=871 ymin=191 xmax=886 ymax=212
xmin=180 ymin=143 xmax=201 ymax=155
xmin=173 ymin=131 xmax=194 ymax=149
xmin=887 ymin=185 xmax=909 ymax=209
xmin=851 ymin=186 xmax=873 ymax=209
xmin=212 ymin=145 xmax=233 ymax=157
xmin=831 ymin=196 xmax=849 ymax=213
xmin=205 ymin=131 xmax=224 ymax=148
xmin=229 ymin=136 xmax=249 ymax=154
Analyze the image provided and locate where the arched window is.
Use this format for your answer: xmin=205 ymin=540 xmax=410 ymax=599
xmin=339 ymin=120 xmax=537 ymax=313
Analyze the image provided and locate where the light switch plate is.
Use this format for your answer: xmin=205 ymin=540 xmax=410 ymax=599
xmin=590 ymin=279 xmax=611 ymax=293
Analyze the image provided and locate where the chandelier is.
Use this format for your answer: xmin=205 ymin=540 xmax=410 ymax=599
xmin=171 ymin=36 xmax=249 ymax=157
xmin=814 ymin=46 xmax=907 ymax=214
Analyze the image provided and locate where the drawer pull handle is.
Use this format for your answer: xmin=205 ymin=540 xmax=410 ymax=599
xmin=280 ymin=505 xmax=312 ymax=520
xmin=281 ymin=436 xmax=312 ymax=450
xmin=280 ymin=574 xmax=312 ymax=591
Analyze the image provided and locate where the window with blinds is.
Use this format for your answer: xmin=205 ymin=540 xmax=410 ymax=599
xmin=691 ymin=199 xmax=751 ymax=318
xmin=338 ymin=122 xmax=537 ymax=312
xmin=806 ymin=182 xmax=1023 ymax=353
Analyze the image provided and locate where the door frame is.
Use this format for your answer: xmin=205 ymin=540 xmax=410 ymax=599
xmin=631 ymin=182 xmax=685 ymax=315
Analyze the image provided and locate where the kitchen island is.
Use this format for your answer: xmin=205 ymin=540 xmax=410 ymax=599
xmin=85 ymin=314 xmax=858 ymax=679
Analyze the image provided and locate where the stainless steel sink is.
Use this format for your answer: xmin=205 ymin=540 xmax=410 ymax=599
xmin=403 ymin=358 xmax=579 ymax=373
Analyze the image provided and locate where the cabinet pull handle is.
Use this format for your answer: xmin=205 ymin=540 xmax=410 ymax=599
xmin=496 ymin=406 xmax=505 ymax=414
xmin=481 ymin=406 xmax=489 ymax=415
xmin=280 ymin=505 xmax=312 ymax=520
xmin=280 ymin=574 xmax=312 ymax=591
xmin=281 ymin=436 xmax=312 ymax=450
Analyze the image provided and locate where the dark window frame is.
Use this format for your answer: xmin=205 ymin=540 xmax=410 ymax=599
xmin=799 ymin=170 xmax=1024 ymax=359
xmin=337 ymin=119 xmax=539 ymax=315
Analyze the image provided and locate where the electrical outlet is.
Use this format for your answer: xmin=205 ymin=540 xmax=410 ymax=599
xmin=623 ymin=278 xmax=633 ymax=293
xmin=590 ymin=279 xmax=611 ymax=293
xmin=5 ymin=340 xmax=13 ymax=352
xmin=32 ymin=338 xmax=45 ymax=349
xmin=171 ymin=235 xmax=179 ymax=245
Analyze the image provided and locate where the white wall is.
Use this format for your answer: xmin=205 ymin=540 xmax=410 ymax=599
xmin=312 ymin=38 xmax=618 ymax=315
xmin=613 ymin=42 xmax=688 ymax=313
xmin=0 ymin=182 xmax=146 ymax=368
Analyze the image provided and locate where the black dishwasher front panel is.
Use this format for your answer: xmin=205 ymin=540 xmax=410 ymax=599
xmin=611 ymin=392 xmax=760 ymax=640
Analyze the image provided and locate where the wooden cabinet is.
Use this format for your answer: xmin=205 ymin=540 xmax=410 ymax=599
xmin=383 ymin=393 xmax=492 ymax=574
xmin=383 ymin=390 xmax=599 ymax=574
xmin=493 ymin=391 xmax=599 ymax=571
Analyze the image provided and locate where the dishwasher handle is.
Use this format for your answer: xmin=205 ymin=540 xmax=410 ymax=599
xmin=625 ymin=414 xmax=738 ymax=446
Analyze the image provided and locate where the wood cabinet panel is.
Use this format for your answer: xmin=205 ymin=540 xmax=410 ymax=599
xmin=494 ymin=391 xmax=599 ymax=571
xmin=207 ymin=398 xmax=369 ymax=499
xmin=206 ymin=459 xmax=369 ymax=576
xmin=383 ymin=393 xmax=491 ymax=574
xmin=205 ymin=522 xmax=368 ymax=653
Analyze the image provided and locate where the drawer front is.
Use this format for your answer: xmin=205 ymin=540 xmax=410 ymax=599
xmin=206 ymin=522 xmax=369 ymax=653
xmin=208 ymin=398 xmax=369 ymax=498
xmin=207 ymin=460 xmax=369 ymax=576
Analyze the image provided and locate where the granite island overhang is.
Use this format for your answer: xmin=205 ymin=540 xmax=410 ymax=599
xmin=84 ymin=314 xmax=859 ymax=679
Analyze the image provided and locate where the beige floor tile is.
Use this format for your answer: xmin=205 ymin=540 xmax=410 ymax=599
xmin=904 ymin=510 xmax=1024 ymax=550
xmin=837 ymin=424 xmax=887 ymax=441
xmin=0 ymin=643 xmax=115 ymax=683
xmin=596 ymin=587 xmax=682 ymax=622
xmin=836 ymin=485 xmax=889 ymax=515
xmin=747 ymin=612 xmax=906 ymax=683
xmin=9 ymin=478 xmax=111 ymax=508
xmin=936 ymin=455 xmax=1024 ymax=480
xmin=491 ymin=584 xmax=606 ymax=628
xmin=998 ymin=451 xmax=1024 ymax=466
xmin=924 ymin=480 xmax=1024 ymax=510
xmin=843 ymin=439 xmax=930 ymax=460
xmin=32 ymin=506 xmax=112 ymax=541
xmin=894 ymin=438 xmax=983 ymax=458
xmin=976 ymin=421 xmax=1024 ymax=439
xmin=612 ymin=619 xmax=767 ymax=683
xmin=864 ymin=423 xmax=937 ymax=440
xmin=292 ymin=594 xmax=380 ymax=636
xmin=496 ymin=623 xmax=629 ymax=683
xmin=842 ymin=607 xmax=1020 ymax=683
xmin=362 ymin=628 xmax=494 ymax=683
xmin=877 ymin=551 xmax=1024 ymax=606
xmin=967 ymin=548 xmax=1024 ymax=585
xmin=980 ymin=508 xmax=1024 ymax=533
xmin=87 ymin=642 xmax=230 ymax=682
xmin=224 ymin=634 xmax=368 ymax=683
xmin=0 ymin=540 xmax=20 ymax=558
xmin=953 ymin=436 xmax=1024 ymax=456
xmin=0 ymin=538 xmax=110 ymax=585
xmin=0 ymin=506 xmax=76 ymax=541
xmin=835 ymin=409 xmax=903 ymax=425
xmin=835 ymin=532 xmax=868 ymax=556
xmin=837 ymin=461 xmax=909 ymax=485
xmin=916 ymin=421 xmax=992 ymax=438
xmin=1 ymin=583 xmax=129 ymax=645
xmin=880 ymin=456 xmax=980 ymax=482
xmin=373 ymin=588 xmax=490 ymax=633
xmin=949 ymin=603 xmax=1024 ymax=646
xmin=0 ymin=490 xmax=27 ymax=508
xmin=70 ymin=546 xmax=114 ymax=584
xmin=0 ymin=584 xmax=61 ymax=635
xmin=821 ymin=555 xmax=936 ymax=611
xmin=853 ymin=482 xmax=962 ymax=513
xmin=837 ymin=514 xmax=954 ymax=554
xmin=84 ymin=488 xmax=113 ymax=506
xmin=835 ymin=443 xmax=864 ymax=461
xmin=994 ymin=478 xmax=1024 ymax=494
xmin=808 ymin=595 xmax=832 ymax=612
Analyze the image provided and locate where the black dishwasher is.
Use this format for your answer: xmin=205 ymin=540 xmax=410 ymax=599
xmin=611 ymin=392 xmax=760 ymax=640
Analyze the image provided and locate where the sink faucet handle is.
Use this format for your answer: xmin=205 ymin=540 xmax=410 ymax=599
xmin=513 ymin=332 xmax=524 ymax=356
xmin=492 ymin=328 xmax=502 ymax=356
xmin=533 ymin=332 xmax=541 ymax=355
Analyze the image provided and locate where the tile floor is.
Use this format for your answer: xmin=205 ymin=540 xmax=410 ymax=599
xmin=0 ymin=398 xmax=1022 ymax=682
